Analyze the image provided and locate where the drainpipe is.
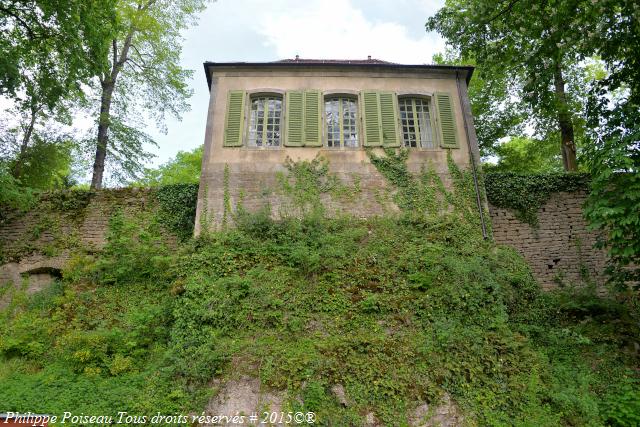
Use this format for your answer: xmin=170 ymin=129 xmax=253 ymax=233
xmin=456 ymin=71 xmax=488 ymax=240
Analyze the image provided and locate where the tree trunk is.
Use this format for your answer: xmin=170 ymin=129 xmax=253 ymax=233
xmin=553 ymin=62 xmax=578 ymax=171
xmin=12 ymin=106 xmax=38 ymax=179
xmin=90 ymin=81 xmax=115 ymax=189
xmin=90 ymin=30 xmax=135 ymax=189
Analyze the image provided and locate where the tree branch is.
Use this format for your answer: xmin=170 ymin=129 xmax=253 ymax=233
xmin=482 ymin=0 xmax=521 ymax=25
xmin=112 ymin=39 xmax=118 ymax=70
xmin=126 ymin=57 xmax=149 ymax=72
xmin=0 ymin=6 xmax=37 ymax=39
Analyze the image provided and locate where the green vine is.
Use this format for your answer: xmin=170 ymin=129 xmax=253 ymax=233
xmin=484 ymin=172 xmax=590 ymax=227
xmin=154 ymin=183 xmax=199 ymax=241
xmin=222 ymin=164 xmax=231 ymax=228
xmin=44 ymin=190 xmax=94 ymax=213
xmin=276 ymin=156 xmax=354 ymax=218
xmin=366 ymin=148 xmax=488 ymax=241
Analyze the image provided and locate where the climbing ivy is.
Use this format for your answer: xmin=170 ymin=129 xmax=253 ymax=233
xmin=44 ymin=190 xmax=94 ymax=213
xmin=484 ymin=172 xmax=590 ymax=227
xmin=276 ymin=156 xmax=355 ymax=218
xmin=366 ymin=148 xmax=488 ymax=236
xmin=154 ymin=183 xmax=199 ymax=241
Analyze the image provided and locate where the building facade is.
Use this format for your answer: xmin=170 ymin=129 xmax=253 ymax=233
xmin=195 ymin=58 xmax=480 ymax=233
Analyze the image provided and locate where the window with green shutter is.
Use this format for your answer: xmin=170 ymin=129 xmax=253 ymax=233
xmin=361 ymin=91 xmax=399 ymax=147
xmin=325 ymin=96 xmax=359 ymax=148
xmin=435 ymin=92 xmax=459 ymax=149
xmin=223 ymin=90 xmax=246 ymax=147
xmin=304 ymin=90 xmax=322 ymax=147
xmin=399 ymin=97 xmax=436 ymax=148
xmin=247 ymin=95 xmax=283 ymax=147
xmin=285 ymin=90 xmax=322 ymax=147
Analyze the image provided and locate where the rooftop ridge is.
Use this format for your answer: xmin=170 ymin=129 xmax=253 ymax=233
xmin=274 ymin=56 xmax=396 ymax=65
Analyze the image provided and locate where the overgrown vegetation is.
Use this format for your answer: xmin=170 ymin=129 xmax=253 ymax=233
xmin=155 ymin=183 xmax=199 ymax=241
xmin=485 ymin=172 xmax=590 ymax=227
xmin=1 ymin=157 xmax=638 ymax=425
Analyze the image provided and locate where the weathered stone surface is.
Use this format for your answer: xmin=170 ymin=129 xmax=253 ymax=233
xmin=0 ymin=188 xmax=608 ymax=297
xmin=489 ymin=190 xmax=607 ymax=290
xmin=0 ymin=189 xmax=158 ymax=306
xmin=204 ymin=377 xmax=285 ymax=426
xmin=410 ymin=393 xmax=465 ymax=426
xmin=331 ymin=383 xmax=350 ymax=407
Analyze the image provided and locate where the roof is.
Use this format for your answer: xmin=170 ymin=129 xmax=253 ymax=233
xmin=203 ymin=58 xmax=474 ymax=89
xmin=275 ymin=56 xmax=395 ymax=65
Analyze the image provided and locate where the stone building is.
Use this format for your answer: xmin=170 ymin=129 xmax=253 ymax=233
xmin=195 ymin=58 xmax=482 ymax=233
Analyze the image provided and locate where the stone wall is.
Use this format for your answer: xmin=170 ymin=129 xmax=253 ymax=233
xmin=0 ymin=188 xmax=154 ymax=298
xmin=1 ymin=185 xmax=608 ymax=294
xmin=489 ymin=190 xmax=607 ymax=290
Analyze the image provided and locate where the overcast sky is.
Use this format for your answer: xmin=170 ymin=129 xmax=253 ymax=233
xmin=147 ymin=0 xmax=446 ymax=166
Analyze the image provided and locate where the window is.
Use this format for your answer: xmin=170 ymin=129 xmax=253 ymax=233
xmin=399 ymin=97 xmax=435 ymax=148
xmin=248 ymin=95 xmax=282 ymax=147
xmin=325 ymin=97 xmax=358 ymax=148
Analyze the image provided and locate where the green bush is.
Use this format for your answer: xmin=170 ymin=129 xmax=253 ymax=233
xmin=1 ymin=157 xmax=638 ymax=424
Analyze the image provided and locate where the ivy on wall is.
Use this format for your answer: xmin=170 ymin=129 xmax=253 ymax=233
xmin=154 ymin=183 xmax=199 ymax=241
xmin=484 ymin=172 xmax=590 ymax=227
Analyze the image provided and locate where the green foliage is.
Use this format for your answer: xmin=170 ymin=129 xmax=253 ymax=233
xmin=44 ymin=189 xmax=94 ymax=213
xmin=89 ymin=0 xmax=211 ymax=188
xmin=426 ymin=0 xmax=635 ymax=172
xmin=0 ymin=163 xmax=36 ymax=216
xmin=484 ymin=136 xmax=564 ymax=174
xmin=70 ymin=210 xmax=173 ymax=286
xmin=367 ymin=148 xmax=487 ymax=239
xmin=8 ymin=135 xmax=77 ymax=190
xmin=602 ymin=377 xmax=640 ymax=427
xmin=154 ymin=183 xmax=199 ymax=241
xmin=583 ymin=39 xmax=640 ymax=288
xmin=432 ymin=51 xmax=524 ymax=157
xmin=275 ymin=156 xmax=356 ymax=218
xmin=140 ymin=145 xmax=202 ymax=186
xmin=1 ymin=160 xmax=638 ymax=424
xmin=98 ymin=116 xmax=158 ymax=185
xmin=0 ymin=0 xmax=116 ymax=101
xmin=485 ymin=172 xmax=590 ymax=227
xmin=583 ymin=139 xmax=640 ymax=288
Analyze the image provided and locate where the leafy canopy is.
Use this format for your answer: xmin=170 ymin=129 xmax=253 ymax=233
xmin=88 ymin=0 xmax=210 ymax=186
xmin=138 ymin=145 xmax=202 ymax=186
xmin=0 ymin=0 xmax=116 ymax=102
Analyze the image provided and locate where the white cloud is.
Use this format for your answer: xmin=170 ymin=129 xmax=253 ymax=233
xmin=258 ymin=0 xmax=445 ymax=64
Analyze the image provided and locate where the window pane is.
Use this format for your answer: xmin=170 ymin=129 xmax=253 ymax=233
xmin=248 ymin=96 xmax=282 ymax=147
xmin=400 ymin=97 xmax=434 ymax=148
xmin=325 ymin=97 xmax=358 ymax=148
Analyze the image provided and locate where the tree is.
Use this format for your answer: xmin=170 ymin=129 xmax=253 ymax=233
xmin=426 ymin=0 xmax=598 ymax=171
xmin=138 ymin=145 xmax=202 ymax=186
xmin=432 ymin=51 xmax=524 ymax=157
xmin=1 ymin=1 xmax=117 ymax=179
xmin=0 ymin=1 xmax=115 ymax=97
xmin=483 ymin=136 xmax=563 ymax=174
xmin=582 ymin=0 xmax=640 ymax=287
xmin=89 ymin=0 xmax=210 ymax=189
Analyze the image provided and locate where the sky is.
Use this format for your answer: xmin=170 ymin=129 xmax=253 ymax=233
xmin=147 ymin=0 xmax=447 ymax=166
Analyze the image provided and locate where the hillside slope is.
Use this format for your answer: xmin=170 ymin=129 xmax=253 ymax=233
xmin=1 ymin=156 xmax=638 ymax=425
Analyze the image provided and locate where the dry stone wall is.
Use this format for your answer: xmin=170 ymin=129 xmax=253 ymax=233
xmin=0 ymin=188 xmax=155 ymax=295
xmin=489 ymin=190 xmax=607 ymax=290
xmin=1 ymin=184 xmax=608 ymax=294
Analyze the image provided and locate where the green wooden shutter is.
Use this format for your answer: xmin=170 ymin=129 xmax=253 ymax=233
xmin=223 ymin=90 xmax=246 ymax=147
xmin=304 ymin=90 xmax=322 ymax=146
xmin=380 ymin=92 xmax=399 ymax=147
xmin=435 ymin=92 xmax=459 ymax=148
xmin=361 ymin=91 xmax=383 ymax=147
xmin=285 ymin=91 xmax=304 ymax=147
